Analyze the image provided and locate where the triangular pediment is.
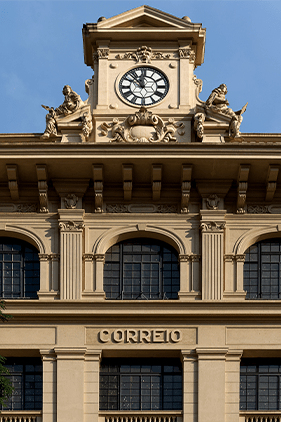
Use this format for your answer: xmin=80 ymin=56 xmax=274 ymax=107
xmin=97 ymin=5 xmax=192 ymax=29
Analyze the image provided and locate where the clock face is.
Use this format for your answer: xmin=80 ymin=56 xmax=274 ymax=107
xmin=119 ymin=66 xmax=169 ymax=106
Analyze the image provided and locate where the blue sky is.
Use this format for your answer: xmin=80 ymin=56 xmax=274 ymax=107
xmin=0 ymin=0 xmax=280 ymax=134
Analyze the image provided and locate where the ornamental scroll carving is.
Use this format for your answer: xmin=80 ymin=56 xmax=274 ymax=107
xmin=59 ymin=221 xmax=85 ymax=231
xmin=116 ymin=46 xmax=170 ymax=63
xmin=101 ymin=107 xmax=184 ymax=143
xmin=200 ymin=221 xmax=226 ymax=232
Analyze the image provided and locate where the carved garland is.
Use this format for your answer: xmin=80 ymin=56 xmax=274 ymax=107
xmin=59 ymin=221 xmax=85 ymax=231
xmin=200 ymin=221 xmax=226 ymax=232
xmin=101 ymin=107 xmax=184 ymax=144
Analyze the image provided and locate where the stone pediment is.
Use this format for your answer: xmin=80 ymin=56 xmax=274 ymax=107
xmin=96 ymin=5 xmax=193 ymax=29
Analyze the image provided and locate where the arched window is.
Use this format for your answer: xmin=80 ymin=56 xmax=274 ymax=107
xmin=244 ymin=238 xmax=281 ymax=299
xmin=104 ymin=238 xmax=180 ymax=300
xmin=0 ymin=237 xmax=40 ymax=299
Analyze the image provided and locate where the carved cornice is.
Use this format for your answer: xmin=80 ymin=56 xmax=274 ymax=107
xmin=200 ymin=221 xmax=226 ymax=233
xmin=116 ymin=46 xmax=170 ymax=64
xmin=101 ymin=107 xmax=184 ymax=144
xmin=59 ymin=221 xmax=85 ymax=232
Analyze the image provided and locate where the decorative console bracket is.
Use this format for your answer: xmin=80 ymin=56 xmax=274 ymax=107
xmin=181 ymin=165 xmax=192 ymax=213
xmin=152 ymin=165 xmax=162 ymax=201
xmin=266 ymin=165 xmax=279 ymax=202
xmin=92 ymin=164 xmax=103 ymax=213
xmin=123 ymin=165 xmax=133 ymax=201
xmin=237 ymin=165 xmax=250 ymax=214
xmin=36 ymin=165 xmax=49 ymax=213
xmin=6 ymin=165 xmax=19 ymax=201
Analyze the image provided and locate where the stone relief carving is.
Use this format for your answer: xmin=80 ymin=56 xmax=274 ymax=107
xmin=200 ymin=221 xmax=226 ymax=232
xmin=59 ymin=221 xmax=85 ymax=231
xmin=82 ymin=112 xmax=93 ymax=141
xmin=17 ymin=204 xmax=38 ymax=213
xmin=205 ymin=84 xmax=248 ymax=138
xmin=206 ymin=194 xmax=220 ymax=210
xmin=116 ymin=46 xmax=170 ymax=63
xmin=41 ymin=85 xmax=92 ymax=140
xmin=106 ymin=204 xmax=178 ymax=213
xmin=101 ymin=107 xmax=184 ymax=143
xmin=194 ymin=113 xmax=205 ymax=139
xmin=178 ymin=48 xmax=196 ymax=64
xmin=64 ymin=194 xmax=79 ymax=209
xmin=97 ymin=48 xmax=109 ymax=59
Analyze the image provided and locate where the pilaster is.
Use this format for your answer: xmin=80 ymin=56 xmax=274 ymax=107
xmin=200 ymin=210 xmax=226 ymax=300
xmin=178 ymin=254 xmax=201 ymax=301
xmin=84 ymin=350 xmax=102 ymax=422
xmin=54 ymin=347 xmax=87 ymax=422
xmin=58 ymin=209 xmax=84 ymax=300
xmin=40 ymin=349 xmax=57 ymax=422
xmin=196 ymin=347 xmax=229 ymax=422
xmin=96 ymin=41 xmax=110 ymax=109
xmin=181 ymin=350 xmax=198 ymax=422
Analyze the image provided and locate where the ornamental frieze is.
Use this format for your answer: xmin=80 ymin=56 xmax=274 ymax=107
xmin=116 ymin=45 xmax=171 ymax=63
xmin=100 ymin=107 xmax=184 ymax=143
xmin=106 ymin=204 xmax=178 ymax=213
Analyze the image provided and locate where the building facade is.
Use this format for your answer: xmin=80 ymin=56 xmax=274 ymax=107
xmin=1 ymin=6 xmax=281 ymax=422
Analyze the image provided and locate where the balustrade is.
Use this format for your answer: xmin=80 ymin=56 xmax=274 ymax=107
xmin=0 ymin=411 xmax=42 ymax=422
xmin=100 ymin=411 xmax=182 ymax=422
xmin=241 ymin=412 xmax=281 ymax=422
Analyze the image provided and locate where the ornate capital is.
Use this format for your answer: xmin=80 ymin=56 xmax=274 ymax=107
xmin=94 ymin=254 xmax=105 ymax=263
xmin=235 ymin=254 xmax=246 ymax=263
xmin=190 ymin=254 xmax=201 ymax=263
xmin=38 ymin=253 xmax=50 ymax=262
xmin=49 ymin=253 xmax=60 ymax=262
xmin=178 ymin=254 xmax=190 ymax=262
xmin=200 ymin=221 xmax=226 ymax=233
xmin=97 ymin=48 xmax=109 ymax=59
xmin=178 ymin=48 xmax=196 ymax=63
xmin=59 ymin=221 xmax=85 ymax=232
xmin=83 ymin=254 xmax=94 ymax=262
xmin=224 ymin=254 xmax=235 ymax=263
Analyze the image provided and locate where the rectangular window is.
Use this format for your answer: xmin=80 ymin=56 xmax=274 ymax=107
xmin=100 ymin=358 xmax=182 ymax=411
xmin=0 ymin=358 xmax=42 ymax=411
xmin=240 ymin=359 xmax=281 ymax=410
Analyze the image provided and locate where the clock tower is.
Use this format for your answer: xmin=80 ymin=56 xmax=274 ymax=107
xmin=82 ymin=5 xmax=206 ymax=143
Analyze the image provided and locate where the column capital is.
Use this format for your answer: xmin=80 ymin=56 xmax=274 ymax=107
xmin=38 ymin=253 xmax=50 ymax=261
xmin=200 ymin=221 xmax=226 ymax=232
xmin=235 ymin=254 xmax=246 ymax=262
xmin=83 ymin=253 xmax=94 ymax=262
xmin=59 ymin=221 xmax=85 ymax=232
xmin=94 ymin=253 xmax=105 ymax=263
xmin=40 ymin=349 xmax=56 ymax=361
xmin=196 ymin=347 xmax=229 ymax=360
xmin=54 ymin=347 xmax=87 ymax=359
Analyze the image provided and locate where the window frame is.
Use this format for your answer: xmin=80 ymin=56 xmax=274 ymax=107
xmin=244 ymin=238 xmax=281 ymax=300
xmin=0 ymin=357 xmax=42 ymax=411
xmin=0 ymin=237 xmax=40 ymax=299
xmin=103 ymin=238 xmax=180 ymax=300
xmin=99 ymin=358 xmax=183 ymax=411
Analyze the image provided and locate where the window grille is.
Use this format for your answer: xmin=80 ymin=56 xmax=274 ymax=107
xmin=104 ymin=239 xmax=180 ymax=300
xmin=100 ymin=358 xmax=182 ymax=411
